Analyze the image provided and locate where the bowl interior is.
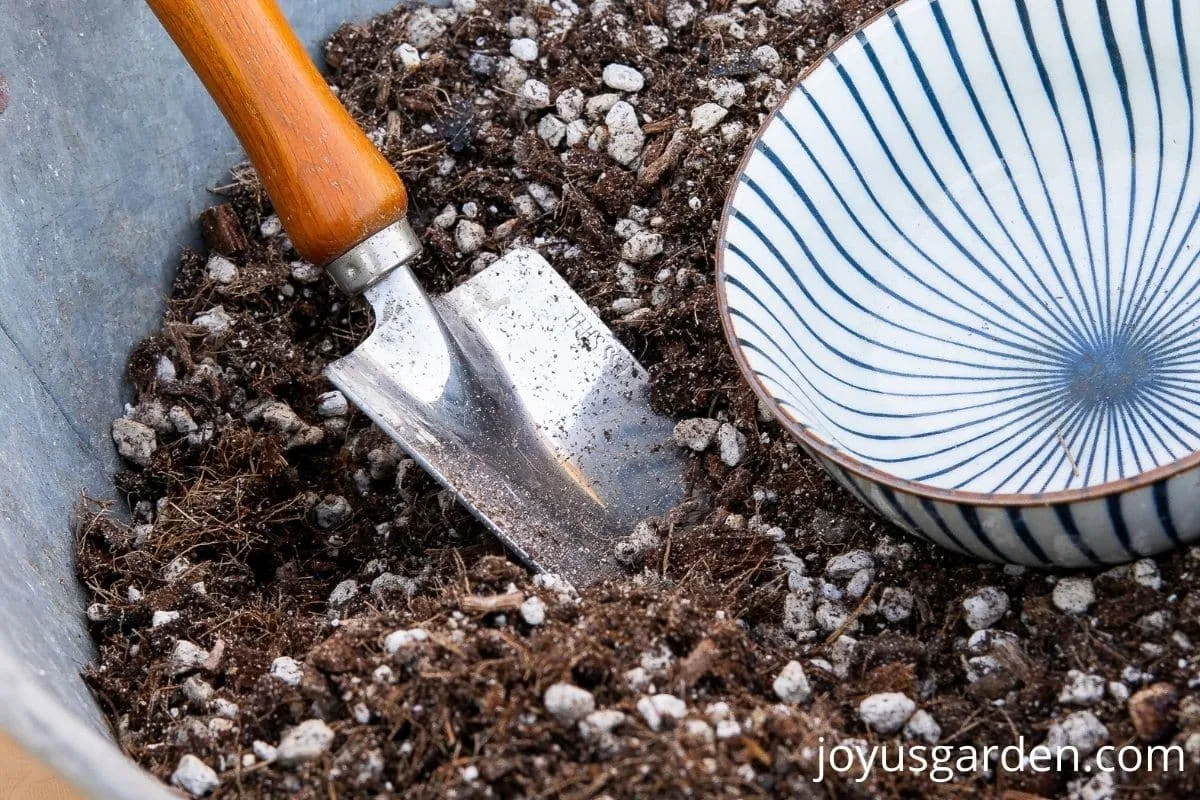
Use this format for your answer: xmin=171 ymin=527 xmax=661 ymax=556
xmin=720 ymin=0 xmax=1200 ymax=495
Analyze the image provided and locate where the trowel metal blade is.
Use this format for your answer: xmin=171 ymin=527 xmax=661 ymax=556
xmin=326 ymin=249 xmax=686 ymax=586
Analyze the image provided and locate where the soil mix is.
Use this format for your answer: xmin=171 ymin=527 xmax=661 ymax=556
xmin=79 ymin=0 xmax=1200 ymax=798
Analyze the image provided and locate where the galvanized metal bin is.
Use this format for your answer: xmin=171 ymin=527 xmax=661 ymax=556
xmin=0 ymin=1 xmax=397 ymax=795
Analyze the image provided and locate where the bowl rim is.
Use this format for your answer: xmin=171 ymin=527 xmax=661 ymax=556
xmin=715 ymin=0 xmax=1200 ymax=508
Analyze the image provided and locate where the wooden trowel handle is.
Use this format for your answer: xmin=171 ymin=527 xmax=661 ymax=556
xmin=146 ymin=0 xmax=409 ymax=266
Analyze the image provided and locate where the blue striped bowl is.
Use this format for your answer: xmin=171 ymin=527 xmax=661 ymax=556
xmin=718 ymin=0 xmax=1200 ymax=566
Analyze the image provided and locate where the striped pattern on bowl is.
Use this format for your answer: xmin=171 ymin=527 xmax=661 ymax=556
xmin=719 ymin=0 xmax=1200 ymax=565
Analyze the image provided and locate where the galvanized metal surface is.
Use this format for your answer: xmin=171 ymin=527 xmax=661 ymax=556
xmin=329 ymin=248 xmax=687 ymax=585
xmin=0 ymin=1 xmax=400 ymax=796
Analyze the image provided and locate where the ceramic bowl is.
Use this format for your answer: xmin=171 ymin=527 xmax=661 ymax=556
xmin=718 ymin=0 xmax=1200 ymax=566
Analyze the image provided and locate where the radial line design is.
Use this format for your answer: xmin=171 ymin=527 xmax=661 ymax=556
xmin=721 ymin=0 xmax=1200 ymax=494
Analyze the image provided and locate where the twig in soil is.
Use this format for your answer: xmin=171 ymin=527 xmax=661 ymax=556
xmin=459 ymin=590 xmax=524 ymax=613
xmin=997 ymin=706 xmax=1023 ymax=749
xmin=675 ymin=637 xmax=719 ymax=690
xmin=943 ymin=710 xmax=985 ymax=744
xmin=824 ymin=584 xmax=878 ymax=645
xmin=660 ymin=520 xmax=674 ymax=577
xmin=399 ymin=142 xmax=443 ymax=157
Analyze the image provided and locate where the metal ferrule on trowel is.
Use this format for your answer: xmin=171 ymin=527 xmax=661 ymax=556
xmin=145 ymin=0 xmax=686 ymax=585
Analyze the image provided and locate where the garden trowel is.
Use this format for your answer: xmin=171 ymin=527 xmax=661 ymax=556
xmin=145 ymin=0 xmax=686 ymax=585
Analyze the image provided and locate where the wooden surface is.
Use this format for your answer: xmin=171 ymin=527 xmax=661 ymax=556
xmin=145 ymin=0 xmax=410 ymax=265
xmin=0 ymin=734 xmax=85 ymax=800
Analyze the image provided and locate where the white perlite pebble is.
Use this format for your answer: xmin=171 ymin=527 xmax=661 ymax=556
xmin=556 ymin=88 xmax=585 ymax=121
xmin=1070 ymin=771 xmax=1117 ymax=800
xmin=538 ymin=114 xmax=567 ymax=147
xmin=1045 ymin=711 xmax=1109 ymax=757
xmin=183 ymin=677 xmax=214 ymax=706
xmin=1130 ymin=559 xmax=1162 ymax=591
xmin=517 ymin=79 xmax=552 ymax=109
xmin=615 ymin=218 xmax=642 ymax=239
xmin=212 ymin=698 xmax=239 ymax=719
xmin=520 ymin=595 xmax=547 ymax=625
xmin=721 ymin=120 xmax=746 ymax=144
xmin=372 ymin=572 xmax=418 ymax=600
xmin=665 ymin=0 xmax=696 ymax=28
xmin=289 ymin=261 xmax=321 ymax=284
xmin=903 ymin=709 xmax=941 ymax=743
xmin=433 ymin=204 xmax=458 ymax=229
xmin=277 ymin=719 xmax=335 ymax=765
xmin=406 ymin=8 xmax=447 ymax=50
xmin=455 ymin=219 xmax=487 ymax=254
xmin=672 ymin=418 xmax=721 ymax=451
xmin=259 ymin=215 xmax=283 ymax=237
xmin=652 ymin=694 xmax=688 ymax=720
xmin=316 ymin=390 xmax=349 ymax=418
xmin=878 ymin=587 xmax=914 ymax=623
xmin=709 ymin=78 xmax=745 ymax=108
xmin=252 ymin=741 xmax=277 ymax=763
xmin=155 ymin=355 xmax=177 ymax=382
xmin=605 ymin=101 xmax=645 ymax=166
xmin=845 ymin=568 xmax=873 ymax=599
xmin=586 ymin=93 xmax=621 ymax=120
xmin=783 ymin=590 xmax=816 ymax=636
xmin=315 ymin=495 xmax=352 ymax=529
xmin=112 ymin=418 xmax=157 ymax=467
xmin=621 ymin=230 xmax=663 ymax=263
xmin=496 ymin=57 xmax=529 ymax=93
xmin=691 ymin=102 xmax=728 ymax=133
xmin=127 ymin=400 xmax=170 ymax=433
xmin=603 ymin=63 xmax=645 ymax=92
xmin=1053 ymin=576 xmax=1096 ymax=614
xmin=773 ymin=661 xmax=811 ymax=704
xmin=513 ymin=194 xmax=538 ymax=218
xmin=533 ymin=572 xmax=579 ymax=603
xmin=528 ymin=182 xmax=559 ymax=212
xmin=385 ymin=628 xmax=429 ymax=654
xmin=163 ymin=556 xmax=192 ymax=582
xmin=962 ymin=586 xmax=1009 ymax=630
xmin=270 ymin=656 xmax=304 ymax=687
xmin=510 ymin=37 xmax=539 ymax=62
xmin=825 ymin=550 xmax=874 ymax=580
xmin=544 ymin=682 xmax=595 ymax=723
xmin=644 ymin=24 xmax=670 ymax=50
xmin=638 ymin=694 xmax=688 ymax=731
xmin=507 ymin=15 xmax=538 ymax=38
xmin=394 ymin=43 xmax=421 ymax=72
xmin=754 ymin=45 xmax=782 ymax=74
xmin=192 ymin=306 xmax=233 ymax=334
xmin=716 ymin=718 xmax=742 ymax=739
xmin=328 ymin=579 xmax=358 ymax=606
xmin=858 ymin=693 xmax=917 ymax=734
xmin=776 ymin=0 xmax=809 ymax=15
xmin=579 ymin=709 xmax=626 ymax=740
xmin=152 ymin=610 xmax=180 ymax=628
xmin=717 ymin=423 xmax=748 ymax=466
xmin=206 ymin=255 xmax=237 ymax=284
xmin=169 ymin=406 xmax=197 ymax=436
xmin=172 ymin=640 xmax=210 ymax=670
xmin=251 ymin=400 xmax=302 ymax=433
xmin=1059 ymin=670 xmax=1106 ymax=707
xmin=171 ymin=754 xmax=219 ymax=797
